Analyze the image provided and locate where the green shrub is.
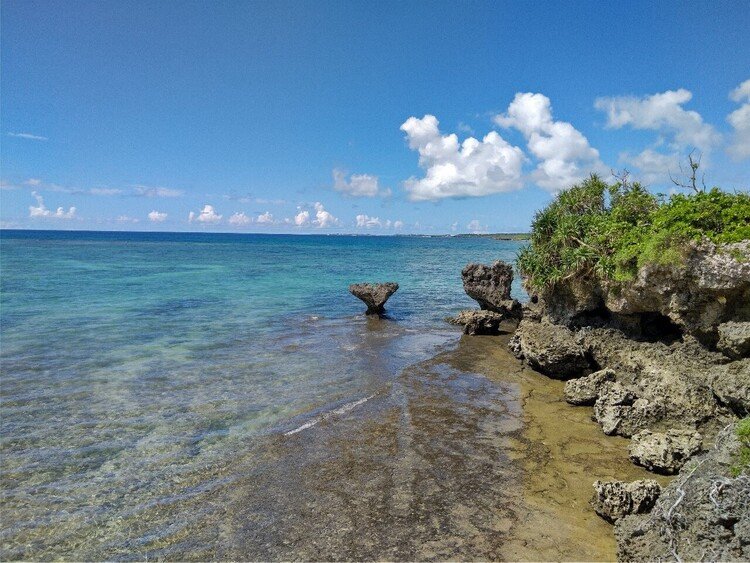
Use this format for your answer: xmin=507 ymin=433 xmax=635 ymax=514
xmin=731 ymin=417 xmax=750 ymax=477
xmin=517 ymin=175 xmax=750 ymax=291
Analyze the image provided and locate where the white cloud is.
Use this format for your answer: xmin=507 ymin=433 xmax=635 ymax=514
xmin=333 ymin=169 xmax=389 ymax=197
xmin=117 ymin=215 xmax=139 ymax=223
xmin=620 ymin=149 xmax=681 ymax=185
xmin=393 ymin=220 xmax=404 ymax=230
xmin=134 ymin=185 xmax=184 ymax=198
xmin=450 ymin=221 xmax=459 ymax=232
xmin=28 ymin=192 xmax=76 ymax=219
xmin=148 ymin=210 xmax=168 ymax=223
xmin=727 ymin=79 xmax=750 ymax=161
xmin=594 ymin=89 xmax=721 ymax=153
xmin=8 ymin=132 xmax=47 ymax=141
xmin=256 ymin=211 xmax=274 ymax=224
xmin=228 ymin=212 xmax=251 ymax=226
xmin=312 ymin=202 xmax=339 ymax=228
xmin=90 ymin=188 xmax=124 ymax=196
xmin=355 ymin=214 xmax=381 ymax=228
xmin=467 ymin=219 xmax=486 ymax=233
xmin=188 ymin=205 xmax=222 ymax=223
xmin=294 ymin=210 xmax=310 ymax=226
xmin=495 ymin=92 xmax=606 ymax=192
xmin=400 ymin=114 xmax=525 ymax=201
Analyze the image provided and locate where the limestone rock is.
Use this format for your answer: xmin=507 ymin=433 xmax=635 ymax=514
xmin=717 ymin=321 xmax=750 ymax=359
xmin=461 ymin=261 xmax=521 ymax=318
xmin=615 ymin=424 xmax=750 ymax=561
xmin=510 ymin=319 xmax=590 ymax=379
xmin=709 ymin=358 xmax=750 ymax=416
xmin=591 ymin=479 xmax=661 ymax=523
xmin=349 ymin=282 xmax=399 ymax=315
xmin=446 ymin=310 xmax=507 ymax=335
xmin=629 ymin=429 xmax=702 ymax=474
xmin=564 ymin=368 xmax=616 ymax=406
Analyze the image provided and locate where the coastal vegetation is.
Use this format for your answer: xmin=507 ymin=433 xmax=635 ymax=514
xmin=517 ymin=174 xmax=750 ymax=290
xmin=732 ymin=417 xmax=750 ymax=477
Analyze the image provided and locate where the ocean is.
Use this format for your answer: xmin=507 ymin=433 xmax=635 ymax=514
xmin=1 ymin=230 xmax=539 ymax=560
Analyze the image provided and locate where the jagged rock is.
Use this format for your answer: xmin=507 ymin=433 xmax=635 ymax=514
xmin=629 ymin=429 xmax=702 ymax=474
xmin=349 ymin=282 xmax=399 ymax=315
xmin=591 ymin=479 xmax=661 ymax=523
xmin=616 ymin=424 xmax=750 ymax=561
xmin=539 ymin=241 xmax=750 ymax=346
xmin=709 ymin=358 xmax=750 ymax=416
xmin=510 ymin=319 xmax=590 ymax=379
xmin=717 ymin=321 xmax=750 ymax=359
xmin=461 ymin=261 xmax=521 ymax=318
xmin=446 ymin=310 xmax=507 ymax=335
xmin=592 ymin=381 xmax=670 ymax=437
xmin=564 ymin=368 xmax=616 ymax=406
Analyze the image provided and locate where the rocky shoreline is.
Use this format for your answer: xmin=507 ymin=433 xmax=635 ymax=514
xmin=451 ymin=241 xmax=749 ymax=560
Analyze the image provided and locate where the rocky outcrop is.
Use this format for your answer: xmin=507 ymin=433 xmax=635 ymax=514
xmin=615 ymin=424 xmax=750 ymax=562
xmin=540 ymin=241 xmax=750 ymax=347
xmin=446 ymin=310 xmax=507 ymax=335
xmin=590 ymin=479 xmax=662 ymax=523
xmin=564 ymin=368 xmax=615 ymax=406
xmin=717 ymin=321 xmax=750 ymax=359
xmin=629 ymin=429 xmax=702 ymax=474
xmin=709 ymin=359 xmax=750 ymax=417
xmin=349 ymin=282 xmax=399 ymax=315
xmin=461 ymin=261 xmax=521 ymax=318
xmin=509 ymin=319 xmax=590 ymax=379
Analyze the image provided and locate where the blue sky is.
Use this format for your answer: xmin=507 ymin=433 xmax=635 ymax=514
xmin=1 ymin=0 xmax=749 ymax=233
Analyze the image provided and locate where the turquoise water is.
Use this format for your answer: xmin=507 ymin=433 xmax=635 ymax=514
xmin=0 ymin=230 xmax=526 ymax=559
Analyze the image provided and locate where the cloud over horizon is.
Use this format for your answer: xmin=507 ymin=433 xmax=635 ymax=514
xmin=28 ymin=192 xmax=76 ymax=219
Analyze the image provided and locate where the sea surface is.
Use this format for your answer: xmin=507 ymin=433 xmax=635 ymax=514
xmin=1 ymin=230 xmax=529 ymax=559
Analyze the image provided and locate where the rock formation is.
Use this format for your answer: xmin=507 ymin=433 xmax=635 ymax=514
xmin=628 ymin=429 xmax=702 ymax=474
xmin=446 ymin=310 xmax=506 ymax=335
xmin=590 ymin=479 xmax=662 ymax=523
xmin=615 ymin=423 xmax=750 ymax=561
xmin=461 ymin=261 xmax=521 ymax=318
xmin=564 ymin=368 xmax=616 ymax=406
xmin=717 ymin=321 xmax=750 ymax=360
xmin=349 ymin=282 xmax=399 ymax=315
xmin=508 ymin=319 xmax=589 ymax=379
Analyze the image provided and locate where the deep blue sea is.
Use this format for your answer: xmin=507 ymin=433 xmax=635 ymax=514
xmin=0 ymin=230 xmax=527 ymax=559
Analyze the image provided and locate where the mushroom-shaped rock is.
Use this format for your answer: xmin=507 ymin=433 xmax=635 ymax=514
xmin=462 ymin=261 xmax=517 ymax=312
xmin=349 ymin=282 xmax=399 ymax=315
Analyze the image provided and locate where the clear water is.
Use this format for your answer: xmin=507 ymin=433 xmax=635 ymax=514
xmin=0 ymin=230 xmax=526 ymax=559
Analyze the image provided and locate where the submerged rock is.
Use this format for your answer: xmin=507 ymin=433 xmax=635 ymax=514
xmin=509 ymin=319 xmax=589 ymax=379
xmin=615 ymin=423 xmax=750 ymax=562
xmin=349 ymin=282 xmax=399 ymax=315
xmin=629 ymin=429 xmax=702 ymax=474
xmin=591 ymin=479 xmax=661 ymax=523
xmin=446 ymin=310 xmax=507 ymax=335
xmin=717 ymin=321 xmax=750 ymax=359
xmin=461 ymin=261 xmax=521 ymax=317
xmin=564 ymin=368 xmax=616 ymax=406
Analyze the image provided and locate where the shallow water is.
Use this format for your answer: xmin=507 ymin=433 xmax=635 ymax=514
xmin=1 ymin=231 xmax=657 ymax=560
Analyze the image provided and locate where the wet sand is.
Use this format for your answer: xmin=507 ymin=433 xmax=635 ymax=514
xmin=202 ymin=332 xmax=667 ymax=561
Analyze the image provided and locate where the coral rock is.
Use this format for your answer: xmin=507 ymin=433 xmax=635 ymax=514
xmin=629 ymin=429 xmax=702 ymax=474
xmin=591 ymin=479 xmax=661 ymax=523
xmin=349 ymin=282 xmax=399 ymax=315
xmin=564 ymin=368 xmax=616 ymax=406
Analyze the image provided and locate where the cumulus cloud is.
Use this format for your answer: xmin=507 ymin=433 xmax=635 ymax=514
xmin=312 ymin=202 xmax=339 ymax=228
xmin=594 ymin=89 xmax=721 ymax=153
xmin=188 ymin=205 xmax=222 ymax=223
xmin=620 ymin=149 xmax=681 ymax=185
xmin=256 ymin=211 xmax=274 ymax=224
xmin=294 ymin=209 xmax=310 ymax=226
xmin=400 ymin=114 xmax=525 ymax=201
xmin=333 ymin=169 xmax=390 ymax=197
xmin=355 ymin=214 xmax=382 ymax=228
xmin=8 ymin=132 xmax=47 ymax=141
xmin=28 ymin=192 xmax=76 ymax=219
xmin=727 ymin=79 xmax=750 ymax=161
xmin=148 ymin=210 xmax=168 ymax=223
xmin=393 ymin=220 xmax=404 ymax=230
xmin=134 ymin=185 xmax=184 ymax=198
xmin=117 ymin=215 xmax=139 ymax=223
xmin=495 ymin=92 xmax=606 ymax=192
xmin=228 ymin=212 xmax=251 ymax=226
xmin=466 ymin=219 xmax=486 ymax=233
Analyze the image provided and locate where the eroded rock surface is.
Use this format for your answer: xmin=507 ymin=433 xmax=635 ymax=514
xmin=446 ymin=310 xmax=507 ymax=335
xmin=710 ymin=359 xmax=750 ymax=417
xmin=615 ymin=424 xmax=750 ymax=562
xmin=462 ymin=261 xmax=521 ymax=317
xmin=564 ymin=369 xmax=616 ymax=406
xmin=717 ymin=321 xmax=750 ymax=360
xmin=349 ymin=282 xmax=399 ymax=315
xmin=629 ymin=429 xmax=702 ymax=474
xmin=509 ymin=319 xmax=589 ymax=379
xmin=591 ymin=479 xmax=661 ymax=523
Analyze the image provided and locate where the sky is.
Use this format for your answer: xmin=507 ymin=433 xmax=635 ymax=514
xmin=1 ymin=0 xmax=749 ymax=234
